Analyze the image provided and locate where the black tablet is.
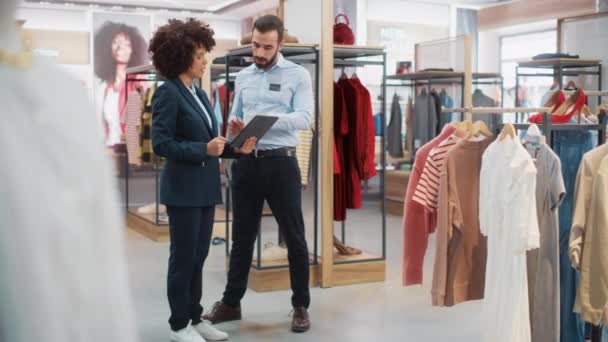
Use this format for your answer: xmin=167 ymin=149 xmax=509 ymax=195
xmin=228 ymin=115 xmax=279 ymax=148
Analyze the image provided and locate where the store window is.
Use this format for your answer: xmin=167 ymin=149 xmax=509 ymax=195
xmin=500 ymin=30 xmax=557 ymax=108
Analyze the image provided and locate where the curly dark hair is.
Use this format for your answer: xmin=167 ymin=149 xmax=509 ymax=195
xmin=94 ymin=21 xmax=148 ymax=83
xmin=148 ymin=18 xmax=216 ymax=79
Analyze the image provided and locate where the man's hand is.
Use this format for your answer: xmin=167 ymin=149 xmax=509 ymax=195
xmin=207 ymin=137 xmax=226 ymax=157
xmin=229 ymin=119 xmax=245 ymax=136
xmin=235 ymin=137 xmax=257 ymax=155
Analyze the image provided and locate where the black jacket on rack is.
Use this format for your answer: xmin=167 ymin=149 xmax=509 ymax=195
xmin=387 ymin=93 xmax=404 ymax=158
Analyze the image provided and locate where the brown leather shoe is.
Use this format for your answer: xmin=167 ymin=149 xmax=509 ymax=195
xmin=202 ymin=301 xmax=242 ymax=324
xmin=291 ymin=307 xmax=310 ymax=333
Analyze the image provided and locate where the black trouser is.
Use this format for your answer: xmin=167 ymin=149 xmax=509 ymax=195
xmin=222 ymin=156 xmax=310 ymax=308
xmin=166 ymin=206 xmax=215 ymax=331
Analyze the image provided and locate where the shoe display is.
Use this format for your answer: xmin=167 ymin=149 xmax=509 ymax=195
xmin=551 ymin=89 xmax=587 ymax=123
xmin=137 ymin=201 xmax=167 ymax=215
xmin=202 ymin=302 xmax=242 ymax=324
xmin=528 ymin=90 xmax=565 ymax=123
xmin=333 ymin=236 xmax=362 ymax=256
xmin=528 ymin=89 xmax=587 ymax=124
xmin=192 ymin=321 xmax=228 ymax=341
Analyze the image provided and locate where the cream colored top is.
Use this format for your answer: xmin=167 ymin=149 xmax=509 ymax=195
xmin=569 ymin=144 xmax=608 ymax=325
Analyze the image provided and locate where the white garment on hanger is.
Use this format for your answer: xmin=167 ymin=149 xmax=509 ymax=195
xmin=0 ymin=21 xmax=139 ymax=342
xmin=479 ymin=137 xmax=540 ymax=342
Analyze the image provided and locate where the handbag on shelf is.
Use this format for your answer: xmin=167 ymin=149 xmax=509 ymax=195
xmin=333 ymin=13 xmax=355 ymax=45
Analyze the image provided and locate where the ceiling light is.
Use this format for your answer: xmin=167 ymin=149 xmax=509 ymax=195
xmin=89 ymin=4 xmax=99 ymax=8
xmin=136 ymin=7 xmax=146 ymax=11
xmin=208 ymin=0 xmax=240 ymax=12
xmin=111 ymin=5 xmax=122 ymax=9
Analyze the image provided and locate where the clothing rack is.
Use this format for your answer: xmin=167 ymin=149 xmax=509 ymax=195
xmin=386 ymin=72 xmax=504 ymax=153
xmin=333 ymin=45 xmax=387 ymax=266
xmin=222 ymin=44 xmax=320 ymax=271
xmin=124 ymin=64 xmax=164 ymax=227
xmin=457 ymin=106 xmax=606 ymax=341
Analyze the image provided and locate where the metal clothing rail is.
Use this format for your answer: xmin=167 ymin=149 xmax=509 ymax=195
xmin=222 ymin=44 xmax=321 ymax=270
xmin=564 ymin=90 xmax=608 ymax=97
xmin=443 ymin=107 xmax=550 ymax=114
xmin=386 ymin=72 xmax=505 ymax=153
xmin=124 ymin=66 xmax=164 ymax=226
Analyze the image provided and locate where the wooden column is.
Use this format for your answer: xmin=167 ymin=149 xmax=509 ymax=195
xmin=463 ymin=34 xmax=473 ymax=121
xmin=278 ymin=0 xmax=285 ymax=20
xmin=320 ymin=0 xmax=334 ymax=288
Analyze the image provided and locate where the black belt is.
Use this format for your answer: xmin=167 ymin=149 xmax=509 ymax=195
xmin=246 ymin=147 xmax=296 ymax=159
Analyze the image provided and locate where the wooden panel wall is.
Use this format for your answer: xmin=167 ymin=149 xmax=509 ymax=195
xmin=479 ymin=0 xmax=596 ymax=31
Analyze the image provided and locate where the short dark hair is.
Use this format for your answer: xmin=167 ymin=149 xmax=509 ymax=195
xmin=253 ymin=15 xmax=284 ymax=42
xmin=148 ymin=18 xmax=216 ymax=79
xmin=94 ymin=21 xmax=148 ymax=83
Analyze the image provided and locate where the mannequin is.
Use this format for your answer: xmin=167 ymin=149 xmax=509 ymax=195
xmin=0 ymin=1 xmax=138 ymax=341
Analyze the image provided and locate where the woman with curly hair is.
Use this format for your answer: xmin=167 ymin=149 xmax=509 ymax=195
xmin=94 ymin=21 xmax=148 ymax=146
xmin=149 ymin=18 xmax=256 ymax=342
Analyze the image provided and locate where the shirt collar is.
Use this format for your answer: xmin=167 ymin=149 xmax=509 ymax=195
xmin=254 ymin=52 xmax=286 ymax=73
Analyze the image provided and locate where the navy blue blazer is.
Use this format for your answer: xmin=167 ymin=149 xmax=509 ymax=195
xmin=152 ymin=78 xmax=235 ymax=207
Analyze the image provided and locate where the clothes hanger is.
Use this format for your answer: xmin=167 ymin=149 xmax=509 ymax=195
xmin=522 ymin=123 xmax=545 ymax=145
xmin=449 ymin=121 xmax=467 ymax=138
xmin=498 ymin=123 xmax=516 ymax=141
xmin=339 ymin=66 xmax=348 ymax=80
xmin=461 ymin=119 xmax=473 ymax=132
xmin=466 ymin=120 xmax=493 ymax=140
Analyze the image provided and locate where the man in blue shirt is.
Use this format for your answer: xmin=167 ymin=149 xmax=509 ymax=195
xmin=203 ymin=15 xmax=313 ymax=333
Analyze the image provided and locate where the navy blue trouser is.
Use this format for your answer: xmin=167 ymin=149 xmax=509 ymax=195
xmin=167 ymin=206 xmax=215 ymax=331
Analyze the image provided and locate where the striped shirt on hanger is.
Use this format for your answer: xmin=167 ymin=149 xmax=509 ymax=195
xmin=412 ymin=134 xmax=461 ymax=211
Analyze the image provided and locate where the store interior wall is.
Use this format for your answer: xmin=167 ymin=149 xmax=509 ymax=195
xmin=283 ymin=0 xmax=322 ymax=44
xmin=15 ymin=5 xmax=242 ymax=97
xmin=478 ymin=0 xmax=595 ymax=31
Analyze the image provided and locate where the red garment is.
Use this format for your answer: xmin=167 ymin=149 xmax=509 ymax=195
xmin=333 ymin=82 xmax=349 ymax=221
xmin=337 ymin=77 xmax=363 ymax=209
xmin=350 ymin=77 xmax=377 ymax=180
xmin=217 ymin=84 xmax=233 ymax=136
xmin=402 ymin=125 xmax=455 ymax=286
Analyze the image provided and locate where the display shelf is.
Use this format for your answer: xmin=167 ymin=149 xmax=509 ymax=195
xmin=515 ymin=57 xmax=602 ymax=106
xmin=227 ymin=43 xmax=317 ymax=58
xmin=333 ymin=45 xmax=385 ymax=59
xmin=386 ymin=71 xmax=501 ymax=81
xmin=126 ymin=207 xmax=230 ymax=242
xmin=517 ymin=58 xmax=601 ymax=69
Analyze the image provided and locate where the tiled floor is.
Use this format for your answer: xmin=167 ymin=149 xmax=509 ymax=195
xmin=125 ymin=196 xmax=486 ymax=342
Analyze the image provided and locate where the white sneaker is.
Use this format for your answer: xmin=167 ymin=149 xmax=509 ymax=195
xmin=193 ymin=320 xmax=229 ymax=341
xmin=170 ymin=326 xmax=206 ymax=342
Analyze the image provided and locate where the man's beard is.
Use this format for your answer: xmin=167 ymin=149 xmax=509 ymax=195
xmin=253 ymin=51 xmax=278 ymax=70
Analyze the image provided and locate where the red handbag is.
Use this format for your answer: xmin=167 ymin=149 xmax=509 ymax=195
xmin=333 ymin=13 xmax=355 ymax=45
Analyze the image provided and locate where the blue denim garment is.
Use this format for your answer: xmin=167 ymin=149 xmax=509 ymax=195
xmin=553 ymin=130 xmax=594 ymax=342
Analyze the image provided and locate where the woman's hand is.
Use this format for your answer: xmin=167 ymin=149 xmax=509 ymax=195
xmin=229 ymin=119 xmax=245 ymax=136
xmin=207 ymin=137 xmax=226 ymax=157
xmin=235 ymin=137 xmax=257 ymax=155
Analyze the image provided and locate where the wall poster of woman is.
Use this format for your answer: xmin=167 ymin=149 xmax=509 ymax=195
xmin=93 ymin=13 xmax=150 ymax=148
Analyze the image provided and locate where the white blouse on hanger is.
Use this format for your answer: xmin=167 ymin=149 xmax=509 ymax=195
xmin=0 ymin=43 xmax=138 ymax=342
xmin=479 ymin=137 xmax=540 ymax=342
